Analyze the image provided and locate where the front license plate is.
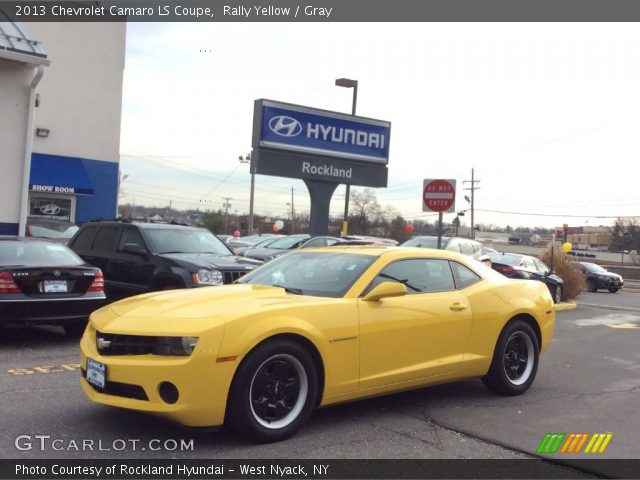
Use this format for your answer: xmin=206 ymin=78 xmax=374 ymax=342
xmin=86 ymin=358 xmax=106 ymax=389
xmin=44 ymin=280 xmax=67 ymax=293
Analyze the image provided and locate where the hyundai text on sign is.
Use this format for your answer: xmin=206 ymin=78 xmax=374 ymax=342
xmin=258 ymin=100 xmax=390 ymax=164
xmin=423 ymin=179 xmax=456 ymax=213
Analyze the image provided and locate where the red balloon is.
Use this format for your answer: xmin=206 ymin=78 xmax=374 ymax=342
xmin=272 ymin=224 xmax=278 ymax=232
xmin=233 ymin=230 xmax=241 ymax=238
xmin=405 ymin=224 xmax=414 ymax=233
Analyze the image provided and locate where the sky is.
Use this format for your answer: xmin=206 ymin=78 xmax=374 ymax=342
xmin=118 ymin=22 xmax=640 ymax=229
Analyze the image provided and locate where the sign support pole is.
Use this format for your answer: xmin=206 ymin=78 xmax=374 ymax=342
xmin=437 ymin=212 xmax=443 ymax=249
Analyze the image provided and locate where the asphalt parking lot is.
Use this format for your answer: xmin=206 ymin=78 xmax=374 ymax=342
xmin=1 ymin=291 xmax=638 ymax=477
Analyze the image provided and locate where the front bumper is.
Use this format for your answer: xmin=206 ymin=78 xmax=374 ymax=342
xmin=79 ymin=323 xmax=236 ymax=427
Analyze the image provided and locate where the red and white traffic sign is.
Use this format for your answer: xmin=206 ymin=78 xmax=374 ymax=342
xmin=422 ymin=179 xmax=456 ymax=213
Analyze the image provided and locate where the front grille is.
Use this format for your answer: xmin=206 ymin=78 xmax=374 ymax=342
xmin=96 ymin=333 xmax=157 ymax=355
xmin=81 ymin=369 xmax=148 ymax=400
xmin=223 ymin=270 xmax=249 ymax=284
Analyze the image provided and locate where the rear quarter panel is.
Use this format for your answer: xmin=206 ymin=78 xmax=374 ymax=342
xmin=459 ymin=278 xmax=555 ymax=377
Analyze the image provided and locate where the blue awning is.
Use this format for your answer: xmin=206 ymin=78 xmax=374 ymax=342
xmin=29 ymin=153 xmax=95 ymax=196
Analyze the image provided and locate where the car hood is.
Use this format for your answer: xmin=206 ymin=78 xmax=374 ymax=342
xmin=159 ymin=252 xmax=262 ymax=270
xmin=91 ymin=284 xmax=337 ymax=335
xmin=244 ymin=247 xmax=286 ymax=258
xmin=599 ymin=272 xmax=623 ymax=280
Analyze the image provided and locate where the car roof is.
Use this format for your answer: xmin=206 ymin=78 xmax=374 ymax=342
xmin=83 ymin=221 xmax=202 ymax=230
xmin=0 ymin=236 xmax=58 ymax=243
xmin=300 ymin=245 xmax=474 ymax=261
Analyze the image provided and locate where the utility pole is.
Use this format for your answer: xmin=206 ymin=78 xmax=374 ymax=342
xmin=222 ymin=197 xmax=232 ymax=234
xmin=291 ymin=186 xmax=295 ymax=234
xmin=463 ymin=168 xmax=480 ymax=239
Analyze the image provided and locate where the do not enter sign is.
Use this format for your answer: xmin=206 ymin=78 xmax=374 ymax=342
xmin=423 ymin=179 xmax=456 ymax=213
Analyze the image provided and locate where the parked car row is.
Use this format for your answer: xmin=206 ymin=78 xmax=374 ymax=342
xmin=1 ymin=224 xmax=627 ymax=336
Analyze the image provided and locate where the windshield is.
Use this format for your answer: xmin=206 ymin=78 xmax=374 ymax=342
xmin=0 ymin=241 xmax=84 ymax=267
xmin=582 ymin=263 xmax=608 ymax=274
xmin=402 ymin=237 xmax=448 ymax=248
xmin=267 ymin=236 xmax=309 ymax=250
xmin=238 ymin=252 xmax=375 ymax=297
xmin=147 ymin=228 xmax=231 ymax=255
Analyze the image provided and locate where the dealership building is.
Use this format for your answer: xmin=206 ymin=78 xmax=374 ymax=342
xmin=0 ymin=14 xmax=125 ymax=234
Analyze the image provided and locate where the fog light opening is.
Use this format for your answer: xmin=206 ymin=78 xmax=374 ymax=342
xmin=158 ymin=382 xmax=179 ymax=404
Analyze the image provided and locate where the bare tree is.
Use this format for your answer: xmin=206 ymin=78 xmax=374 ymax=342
xmin=349 ymin=188 xmax=382 ymax=235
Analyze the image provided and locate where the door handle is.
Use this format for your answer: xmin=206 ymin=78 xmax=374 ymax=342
xmin=450 ymin=303 xmax=467 ymax=311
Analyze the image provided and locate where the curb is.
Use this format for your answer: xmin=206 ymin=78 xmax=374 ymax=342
xmin=554 ymin=302 xmax=577 ymax=311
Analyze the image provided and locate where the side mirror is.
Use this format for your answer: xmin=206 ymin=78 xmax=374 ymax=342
xmin=122 ymin=243 xmax=148 ymax=256
xmin=362 ymin=281 xmax=407 ymax=302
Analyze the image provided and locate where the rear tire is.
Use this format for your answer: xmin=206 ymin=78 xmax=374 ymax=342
xmin=226 ymin=339 xmax=318 ymax=443
xmin=482 ymin=319 xmax=539 ymax=396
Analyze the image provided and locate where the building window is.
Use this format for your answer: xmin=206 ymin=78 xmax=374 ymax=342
xmin=29 ymin=194 xmax=75 ymax=222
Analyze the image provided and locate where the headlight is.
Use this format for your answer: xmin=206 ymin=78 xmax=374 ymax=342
xmin=155 ymin=336 xmax=198 ymax=356
xmin=193 ymin=269 xmax=223 ymax=285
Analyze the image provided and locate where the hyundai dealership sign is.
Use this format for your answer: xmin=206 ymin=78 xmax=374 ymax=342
xmin=252 ymin=99 xmax=390 ymax=187
xmin=257 ymin=100 xmax=390 ymax=164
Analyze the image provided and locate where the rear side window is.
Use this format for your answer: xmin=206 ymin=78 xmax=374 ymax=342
xmin=92 ymin=226 xmax=119 ymax=253
xmin=70 ymin=226 xmax=97 ymax=250
xmin=450 ymin=261 xmax=481 ymax=289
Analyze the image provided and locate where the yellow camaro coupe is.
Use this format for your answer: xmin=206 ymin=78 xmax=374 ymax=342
xmin=80 ymin=247 xmax=555 ymax=442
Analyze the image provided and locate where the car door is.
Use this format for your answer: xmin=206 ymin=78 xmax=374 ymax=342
xmin=108 ymin=226 xmax=157 ymax=298
xmin=357 ymin=258 xmax=473 ymax=390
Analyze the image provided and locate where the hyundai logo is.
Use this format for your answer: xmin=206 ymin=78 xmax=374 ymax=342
xmin=268 ymin=115 xmax=302 ymax=137
xmin=39 ymin=203 xmax=61 ymax=215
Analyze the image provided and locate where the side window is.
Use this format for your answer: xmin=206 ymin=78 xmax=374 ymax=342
xmin=92 ymin=226 xmax=119 ymax=253
xmin=305 ymin=238 xmax=326 ymax=248
xmin=71 ymin=226 xmax=97 ymax=250
xmin=521 ymin=257 xmax=536 ymax=270
xmin=369 ymin=259 xmax=455 ymax=295
xmin=119 ymin=227 xmax=146 ymax=251
xmin=533 ymin=259 xmax=549 ymax=274
xmin=450 ymin=261 xmax=482 ymax=289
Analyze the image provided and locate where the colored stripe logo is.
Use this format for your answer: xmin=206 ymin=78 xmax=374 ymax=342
xmin=537 ymin=433 xmax=613 ymax=454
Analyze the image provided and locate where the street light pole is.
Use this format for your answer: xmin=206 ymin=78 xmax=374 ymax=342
xmin=239 ymin=154 xmax=255 ymax=235
xmin=335 ymin=78 xmax=358 ymax=236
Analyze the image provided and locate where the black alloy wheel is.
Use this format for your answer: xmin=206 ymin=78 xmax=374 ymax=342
xmin=226 ymin=339 xmax=319 ymax=443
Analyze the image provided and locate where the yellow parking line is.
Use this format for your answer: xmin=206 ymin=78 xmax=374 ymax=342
xmin=554 ymin=303 xmax=577 ymax=311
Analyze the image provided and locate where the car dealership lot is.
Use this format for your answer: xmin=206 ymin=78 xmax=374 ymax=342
xmin=0 ymin=294 xmax=638 ymax=476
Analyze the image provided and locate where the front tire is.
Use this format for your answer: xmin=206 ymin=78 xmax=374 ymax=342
xmin=226 ymin=339 xmax=319 ymax=443
xmin=587 ymin=280 xmax=598 ymax=292
xmin=553 ymin=285 xmax=563 ymax=304
xmin=482 ymin=320 xmax=539 ymax=396
xmin=608 ymin=288 xmax=619 ymax=293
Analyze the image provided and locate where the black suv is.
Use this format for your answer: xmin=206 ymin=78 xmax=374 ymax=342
xmin=68 ymin=221 xmax=259 ymax=301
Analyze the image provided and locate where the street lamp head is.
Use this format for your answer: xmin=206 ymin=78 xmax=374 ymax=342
xmin=335 ymin=78 xmax=358 ymax=89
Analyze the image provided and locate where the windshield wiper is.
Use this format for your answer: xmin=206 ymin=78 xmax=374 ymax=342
xmin=378 ymin=273 xmax=422 ymax=292
xmin=158 ymin=251 xmax=185 ymax=254
xmin=273 ymin=284 xmax=303 ymax=295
